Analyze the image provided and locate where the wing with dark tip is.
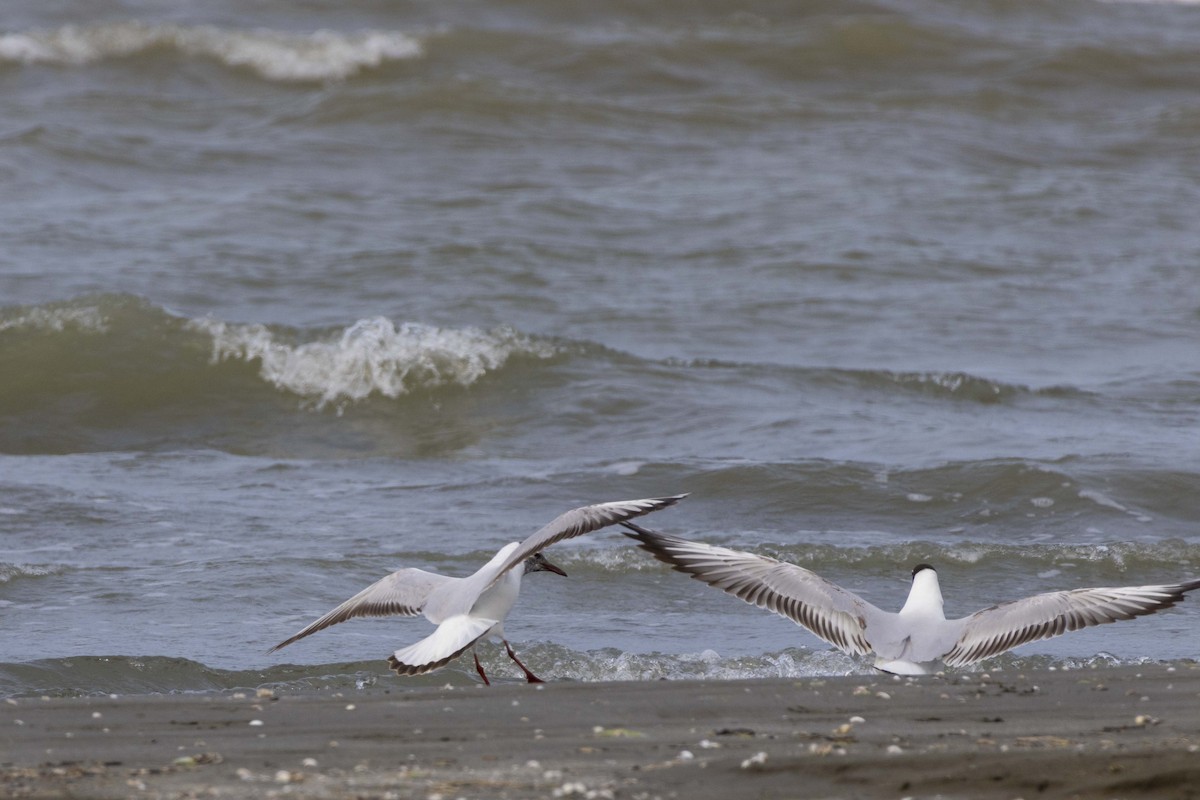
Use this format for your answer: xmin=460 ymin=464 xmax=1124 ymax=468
xmin=483 ymin=494 xmax=687 ymax=589
xmin=269 ymin=568 xmax=452 ymax=653
xmin=622 ymin=522 xmax=882 ymax=657
xmin=387 ymin=614 xmax=496 ymax=676
xmin=943 ymin=579 xmax=1200 ymax=667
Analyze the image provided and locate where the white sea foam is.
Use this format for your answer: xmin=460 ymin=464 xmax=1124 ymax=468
xmin=891 ymin=371 xmax=1005 ymax=396
xmin=0 ymin=22 xmax=423 ymax=81
xmin=547 ymin=647 xmax=869 ymax=682
xmin=0 ymin=563 xmax=62 ymax=583
xmin=0 ymin=305 xmax=107 ymax=334
xmin=190 ymin=316 xmax=556 ymax=409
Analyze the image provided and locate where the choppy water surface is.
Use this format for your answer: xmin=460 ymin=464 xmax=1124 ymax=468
xmin=2 ymin=0 xmax=1200 ymax=697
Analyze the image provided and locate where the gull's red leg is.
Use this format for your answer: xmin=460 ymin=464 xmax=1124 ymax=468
xmin=504 ymin=640 xmax=544 ymax=683
xmin=473 ymin=650 xmax=491 ymax=686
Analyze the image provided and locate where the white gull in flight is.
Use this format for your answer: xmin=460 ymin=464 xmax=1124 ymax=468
xmin=270 ymin=495 xmax=685 ymax=684
xmin=622 ymin=522 xmax=1200 ymax=675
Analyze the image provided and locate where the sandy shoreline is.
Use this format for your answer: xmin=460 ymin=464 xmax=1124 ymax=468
xmin=3 ymin=663 xmax=1199 ymax=799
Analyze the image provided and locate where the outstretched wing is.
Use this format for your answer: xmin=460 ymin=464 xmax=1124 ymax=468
xmin=482 ymin=494 xmax=687 ymax=589
xmin=269 ymin=568 xmax=453 ymax=653
xmin=943 ymin=579 xmax=1200 ymax=667
xmin=622 ymin=522 xmax=882 ymax=657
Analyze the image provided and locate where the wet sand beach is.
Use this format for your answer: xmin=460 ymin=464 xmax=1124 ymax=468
xmin=3 ymin=664 xmax=1199 ymax=799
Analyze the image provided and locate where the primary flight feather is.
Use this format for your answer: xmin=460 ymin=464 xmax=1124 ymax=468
xmin=622 ymin=521 xmax=1200 ymax=675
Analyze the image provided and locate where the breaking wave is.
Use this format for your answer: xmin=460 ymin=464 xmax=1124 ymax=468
xmin=0 ymin=294 xmax=557 ymax=411
xmin=0 ymin=22 xmax=423 ymax=82
xmin=543 ymin=538 xmax=1200 ymax=583
xmin=190 ymin=316 xmax=558 ymax=410
xmin=0 ymin=563 xmax=64 ymax=584
xmin=0 ymin=648 xmax=1181 ymax=699
xmin=0 ymin=295 xmax=567 ymax=455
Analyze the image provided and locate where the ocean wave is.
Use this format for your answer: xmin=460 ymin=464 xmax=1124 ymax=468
xmin=0 ymin=652 xmax=860 ymax=698
xmin=883 ymin=370 xmax=1017 ymax=401
xmin=189 ymin=316 xmax=558 ymax=410
xmin=757 ymin=540 xmax=1200 ymax=574
xmin=0 ymin=22 xmax=422 ymax=81
xmin=547 ymin=538 xmax=1200 ymax=578
xmin=530 ymin=645 xmax=1174 ymax=682
xmin=682 ymin=359 xmax=1076 ymax=403
xmin=0 ymin=656 xmax=385 ymax=698
xmin=0 ymin=303 xmax=108 ymax=334
xmin=0 ymin=648 xmax=1179 ymax=698
xmin=0 ymin=295 xmax=558 ymax=412
xmin=537 ymin=645 xmax=869 ymax=681
xmin=859 ymin=368 xmax=1085 ymax=403
xmin=0 ymin=563 xmax=63 ymax=584
xmin=0 ymin=295 xmax=574 ymax=455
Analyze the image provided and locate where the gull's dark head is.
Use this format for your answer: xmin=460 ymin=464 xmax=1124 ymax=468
xmin=911 ymin=563 xmax=936 ymax=580
xmin=524 ymin=552 xmax=567 ymax=577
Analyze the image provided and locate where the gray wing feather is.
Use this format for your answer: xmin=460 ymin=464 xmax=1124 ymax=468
xmin=943 ymin=579 xmax=1200 ymax=667
xmin=622 ymin=522 xmax=881 ymax=657
xmin=484 ymin=494 xmax=687 ymax=588
xmin=269 ymin=568 xmax=452 ymax=652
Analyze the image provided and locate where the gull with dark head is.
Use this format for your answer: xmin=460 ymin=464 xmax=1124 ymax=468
xmin=622 ymin=522 xmax=1200 ymax=675
xmin=270 ymin=495 xmax=685 ymax=684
